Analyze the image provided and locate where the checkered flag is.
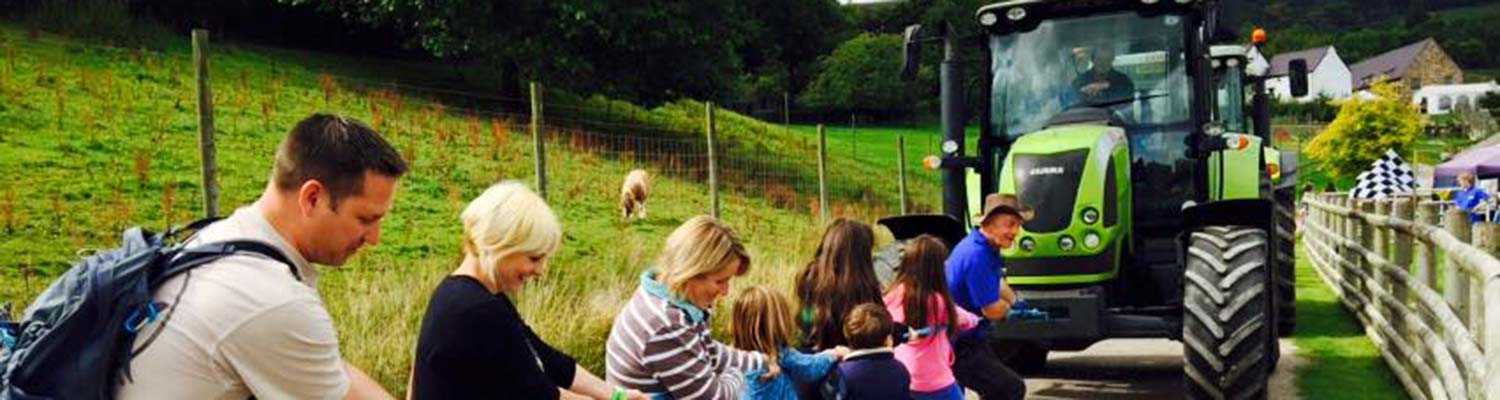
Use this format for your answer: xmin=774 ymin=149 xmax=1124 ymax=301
xmin=1349 ymin=149 xmax=1415 ymax=199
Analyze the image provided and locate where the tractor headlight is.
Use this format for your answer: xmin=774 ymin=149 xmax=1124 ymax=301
xmin=1058 ymin=236 xmax=1076 ymax=251
xmin=1142 ymin=0 xmax=1160 ymax=4
xmin=1084 ymin=232 xmax=1102 ymax=249
xmin=1081 ymin=207 xmax=1100 ymax=225
xmin=979 ymin=11 xmax=1000 ymax=26
xmin=1005 ymin=7 xmax=1027 ymax=21
xmin=1019 ymin=237 xmax=1036 ymax=252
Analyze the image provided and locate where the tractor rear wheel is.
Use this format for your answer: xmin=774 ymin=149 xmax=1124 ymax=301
xmin=1184 ymin=226 xmax=1272 ymax=400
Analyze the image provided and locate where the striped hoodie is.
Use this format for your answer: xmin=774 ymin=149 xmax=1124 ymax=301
xmin=606 ymin=271 xmax=766 ymax=400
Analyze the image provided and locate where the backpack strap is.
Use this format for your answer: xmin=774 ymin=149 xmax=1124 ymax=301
xmin=155 ymin=240 xmax=301 ymax=285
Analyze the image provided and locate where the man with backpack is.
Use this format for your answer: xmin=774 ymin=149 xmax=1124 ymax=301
xmin=113 ymin=113 xmax=408 ymax=399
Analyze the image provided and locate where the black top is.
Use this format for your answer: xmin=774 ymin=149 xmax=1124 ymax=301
xmin=1072 ymin=69 xmax=1137 ymax=105
xmin=412 ymin=275 xmax=578 ymax=400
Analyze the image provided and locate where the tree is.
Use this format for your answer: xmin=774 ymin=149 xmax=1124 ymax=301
xmin=1479 ymin=91 xmax=1500 ymax=113
xmin=799 ymin=33 xmax=925 ymax=115
xmin=1305 ymin=81 xmax=1424 ymax=180
xmin=283 ymin=0 xmax=755 ymax=105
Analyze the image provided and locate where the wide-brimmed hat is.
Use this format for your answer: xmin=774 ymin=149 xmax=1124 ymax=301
xmin=976 ymin=193 xmax=1034 ymax=223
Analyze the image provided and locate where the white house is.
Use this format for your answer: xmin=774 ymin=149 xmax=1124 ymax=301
xmin=1413 ymin=82 xmax=1500 ymax=115
xmin=1264 ymin=46 xmax=1353 ymax=102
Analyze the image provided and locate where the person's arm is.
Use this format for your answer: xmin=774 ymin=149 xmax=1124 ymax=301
xmin=958 ymin=259 xmax=1009 ymax=321
xmin=343 ymin=362 xmax=394 ymax=400
xmin=780 ymin=349 xmax=838 ymax=384
xmin=567 ymin=365 xmax=649 ymax=400
xmin=643 ymin=327 xmax=751 ymax=400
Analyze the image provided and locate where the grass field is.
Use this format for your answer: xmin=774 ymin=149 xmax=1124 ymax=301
xmin=0 ymin=23 xmax=926 ymax=396
xmin=1294 ymin=242 xmax=1408 ymax=399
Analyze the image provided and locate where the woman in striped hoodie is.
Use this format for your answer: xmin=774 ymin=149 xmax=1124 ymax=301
xmin=606 ymin=216 xmax=777 ymax=400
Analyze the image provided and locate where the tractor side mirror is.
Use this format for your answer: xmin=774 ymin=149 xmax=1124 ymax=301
xmin=1289 ymin=60 xmax=1309 ymax=98
xmin=901 ymin=24 xmax=923 ymax=82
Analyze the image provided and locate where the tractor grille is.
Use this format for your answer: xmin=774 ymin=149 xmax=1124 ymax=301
xmin=1014 ymin=150 xmax=1089 ymax=233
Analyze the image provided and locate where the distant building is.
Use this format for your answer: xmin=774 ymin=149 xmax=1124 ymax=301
xmin=1263 ymin=46 xmax=1352 ymax=102
xmin=1413 ymin=82 xmax=1500 ymax=115
xmin=1349 ymin=38 xmax=1463 ymax=92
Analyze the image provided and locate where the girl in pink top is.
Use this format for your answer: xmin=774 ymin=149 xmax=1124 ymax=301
xmin=882 ymin=235 xmax=980 ymax=400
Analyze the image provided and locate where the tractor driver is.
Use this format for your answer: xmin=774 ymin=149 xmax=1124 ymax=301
xmin=1073 ymin=46 xmax=1136 ymax=105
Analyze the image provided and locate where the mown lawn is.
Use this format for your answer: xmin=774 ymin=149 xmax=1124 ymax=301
xmin=1295 ymin=242 xmax=1408 ymax=399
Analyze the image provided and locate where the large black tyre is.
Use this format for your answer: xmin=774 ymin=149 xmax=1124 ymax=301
xmin=1273 ymin=188 xmax=1297 ymax=336
xmin=1273 ymin=154 xmax=1298 ymax=336
xmin=1184 ymin=226 xmax=1273 ymax=400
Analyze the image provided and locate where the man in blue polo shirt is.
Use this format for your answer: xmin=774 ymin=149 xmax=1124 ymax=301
xmin=945 ymin=193 xmax=1029 ymax=400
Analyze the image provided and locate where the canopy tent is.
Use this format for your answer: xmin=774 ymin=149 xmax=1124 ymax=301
xmin=1434 ymin=145 xmax=1500 ymax=188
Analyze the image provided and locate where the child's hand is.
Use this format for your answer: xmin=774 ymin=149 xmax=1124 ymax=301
xmin=821 ymin=346 xmax=850 ymax=360
xmin=624 ymin=389 xmax=650 ymax=400
xmin=759 ymin=362 xmax=782 ymax=382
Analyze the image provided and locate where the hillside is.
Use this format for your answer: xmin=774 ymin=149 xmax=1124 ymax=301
xmin=0 ymin=23 xmax=938 ymax=395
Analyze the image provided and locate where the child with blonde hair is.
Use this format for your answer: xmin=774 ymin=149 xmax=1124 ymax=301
xmin=732 ymin=286 xmax=847 ymax=400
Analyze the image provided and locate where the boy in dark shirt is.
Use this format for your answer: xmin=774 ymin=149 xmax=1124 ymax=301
xmin=833 ymin=304 xmax=912 ymax=400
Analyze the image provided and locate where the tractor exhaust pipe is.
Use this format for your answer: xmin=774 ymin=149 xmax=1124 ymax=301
xmin=940 ymin=23 xmax=968 ymax=224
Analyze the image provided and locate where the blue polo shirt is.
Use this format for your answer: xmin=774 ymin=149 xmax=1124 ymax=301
xmin=946 ymin=228 xmax=1004 ymax=342
xmin=1455 ymin=187 xmax=1490 ymax=223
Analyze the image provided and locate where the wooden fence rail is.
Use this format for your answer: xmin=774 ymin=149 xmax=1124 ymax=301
xmin=1304 ymin=193 xmax=1500 ymax=400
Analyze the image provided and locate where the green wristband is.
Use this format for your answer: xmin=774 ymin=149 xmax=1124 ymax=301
xmin=611 ymin=388 xmax=627 ymax=400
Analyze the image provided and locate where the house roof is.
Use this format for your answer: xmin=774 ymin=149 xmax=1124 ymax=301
xmin=1349 ymin=38 xmax=1436 ymax=89
xmin=1268 ymin=46 xmax=1331 ymax=77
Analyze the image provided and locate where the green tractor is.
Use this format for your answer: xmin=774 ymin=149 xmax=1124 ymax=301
xmin=874 ymin=1 xmax=1306 ymax=398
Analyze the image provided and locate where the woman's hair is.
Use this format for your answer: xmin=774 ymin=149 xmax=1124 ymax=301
xmin=461 ymin=181 xmax=562 ymax=287
xmin=890 ymin=235 xmax=959 ymax=339
xmin=843 ymin=303 xmax=895 ymax=350
xmin=1460 ymin=172 xmax=1476 ymax=187
xmin=794 ymin=218 xmax=882 ymax=348
xmin=655 ymin=216 xmax=750 ymax=297
xmin=731 ymin=286 xmax=797 ymax=363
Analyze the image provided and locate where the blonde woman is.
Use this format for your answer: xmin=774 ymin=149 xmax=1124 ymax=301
xmin=606 ymin=216 xmax=776 ymax=399
xmin=411 ymin=182 xmax=646 ymax=400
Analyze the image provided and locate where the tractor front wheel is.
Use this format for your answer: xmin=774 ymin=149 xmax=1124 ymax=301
xmin=1183 ymin=226 xmax=1273 ymax=400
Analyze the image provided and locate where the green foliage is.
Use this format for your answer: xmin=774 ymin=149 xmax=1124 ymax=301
xmin=1304 ymin=81 xmax=1424 ymax=180
xmin=1273 ymin=97 xmax=1339 ymax=123
xmin=1258 ymin=1 xmax=1500 ymax=70
xmin=1478 ymin=91 xmax=1500 ymax=112
xmin=280 ymin=0 xmax=848 ymax=106
xmin=799 ymin=33 xmax=925 ymax=114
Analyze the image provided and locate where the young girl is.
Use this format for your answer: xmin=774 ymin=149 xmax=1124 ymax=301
xmin=732 ymin=286 xmax=848 ymax=400
xmin=883 ymin=235 xmax=979 ymax=400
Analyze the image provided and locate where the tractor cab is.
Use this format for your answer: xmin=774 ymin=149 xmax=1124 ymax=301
xmin=884 ymin=1 xmax=1304 ymax=398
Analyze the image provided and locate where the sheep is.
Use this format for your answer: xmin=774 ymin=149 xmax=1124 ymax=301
xmin=620 ymin=169 xmax=650 ymax=220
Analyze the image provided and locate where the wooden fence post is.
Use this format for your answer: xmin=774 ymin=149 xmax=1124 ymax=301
xmin=706 ymin=102 xmax=720 ymax=220
xmin=817 ymin=124 xmax=828 ymax=223
xmin=1474 ymin=223 xmax=1499 ymax=345
xmin=898 ymin=134 xmax=909 ymax=215
xmin=1418 ymin=202 xmax=1441 ymax=290
xmin=192 ymin=29 xmax=219 ymax=218
xmin=530 ymin=82 xmax=546 ymax=199
xmin=1393 ymin=198 xmax=1414 ymax=338
xmin=1358 ymin=200 xmax=1375 ymax=313
xmin=1444 ymin=208 xmax=1472 ymax=326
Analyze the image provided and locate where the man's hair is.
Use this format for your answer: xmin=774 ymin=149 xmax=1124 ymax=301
xmin=273 ymin=113 xmax=408 ymax=207
xmin=844 ymin=303 xmax=895 ymax=350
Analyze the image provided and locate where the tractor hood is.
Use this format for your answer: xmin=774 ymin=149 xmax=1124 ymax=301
xmin=1004 ymin=124 xmax=1126 ymax=233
